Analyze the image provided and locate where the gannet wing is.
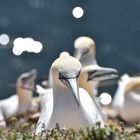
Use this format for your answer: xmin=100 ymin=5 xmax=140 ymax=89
xmin=79 ymin=88 xmax=104 ymax=125
xmin=35 ymin=89 xmax=53 ymax=135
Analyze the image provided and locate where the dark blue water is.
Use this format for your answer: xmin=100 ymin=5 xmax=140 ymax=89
xmin=0 ymin=0 xmax=140 ymax=98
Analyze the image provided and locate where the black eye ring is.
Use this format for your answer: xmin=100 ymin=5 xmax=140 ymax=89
xmin=59 ymin=72 xmax=80 ymax=80
xmin=59 ymin=72 xmax=67 ymax=80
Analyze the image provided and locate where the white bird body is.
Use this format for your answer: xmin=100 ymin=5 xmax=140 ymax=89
xmin=36 ymin=85 xmax=103 ymax=127
xmin=35 ymin=53 xmax=103 ymax=135
xmin=113 ymin=74 xmax=140 ymax=122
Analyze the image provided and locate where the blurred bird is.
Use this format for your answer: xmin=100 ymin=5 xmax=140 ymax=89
xmin=112 ymin=74 xmax=140 ymax=122
xmin=78 ymin=65 xmax=118 ymax=120
xmin=74 ymin=36 xmax=118 ymax=120
xmin=35 ymin=53 xmax=104 ymax=135
xmin=74 ymin=36 xmax=117 ymax=95
xmin=0 ymin=69 xmax=37 ymax=118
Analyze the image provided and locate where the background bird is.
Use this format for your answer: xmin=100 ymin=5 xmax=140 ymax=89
xmin=0 ymin=69 xmax=37 ymax=119
xmin=112 ymin=74 xmax=140 ymax=122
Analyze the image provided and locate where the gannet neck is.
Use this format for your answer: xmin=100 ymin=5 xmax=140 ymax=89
xmin=16 ymin=70 xmax=37 ymax=114
xmin=17 ymin=82 xmax=32 ymax=113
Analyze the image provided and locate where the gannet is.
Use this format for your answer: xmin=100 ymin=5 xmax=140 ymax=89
xmin=113 ymin=74 xmax=140 ymax=122
xmin=78 ymin=65 xmax=118 ymax=120
xmin=0 ymin=69 xmax=37 ymax=118
xmin=35 ymin=53 xmax=104 ymax=135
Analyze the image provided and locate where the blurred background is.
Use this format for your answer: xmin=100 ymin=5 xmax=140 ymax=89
xmin=0 ymin=0 xmax=140 ymax=98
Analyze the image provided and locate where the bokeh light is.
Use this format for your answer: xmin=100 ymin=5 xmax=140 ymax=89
xmin=99 ymin=93 xmax=112 ymax=105
xmin=72 ymin=7 xmax=84 ymax=19
xmin=12 ymin=37 xmax=43 ymax=56
xmin=0 ymin=33 xmax=10 ymax=45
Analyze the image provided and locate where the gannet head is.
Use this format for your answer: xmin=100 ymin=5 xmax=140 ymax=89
xmin=74 ymin=36 xmax=96 ymax=60
xmin=17 ymin=69 xmax=37 ymax=89
xmin=78 ymin=65 xmax=118 ymax=97
xmin=79 ymin=65 xmax=118 ymax=82
xmin=51 ymin=52 xmax=82 ymax=106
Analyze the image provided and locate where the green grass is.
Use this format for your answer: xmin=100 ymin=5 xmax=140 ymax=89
xmin=0 ymin=117 xmax=140 ymax=140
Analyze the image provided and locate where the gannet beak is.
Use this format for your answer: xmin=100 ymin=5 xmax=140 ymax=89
xmin=29 ymin=69 xmax=37 ymax=80
xmin=88 ymin=67 xmax=118 ymax=82
xmin=65 ymin=78 xmax=80 ymax=106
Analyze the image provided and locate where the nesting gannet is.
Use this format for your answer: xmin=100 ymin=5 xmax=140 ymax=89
xmin=113 ymin=74 xmax=140 ymax=122
xmin=0 ymin=69 xmax=37 ymax=118
xmin=35 ymin=53 xmax=104 ymax=135
xmin=78 ymin=65 xmax=118 ymax=120
xmin=74 ymin=36 xmax=97 ymax=67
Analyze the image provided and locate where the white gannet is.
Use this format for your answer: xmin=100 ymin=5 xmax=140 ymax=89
xmin=35 ymin=53 xmax=104 ymax=135
xmin=78 ymin=65 xmax=118 ymax=120
xmin=113 ymin=75 xmax=140 ymax=122
xmin=74 ymin=36 xmax=97 ymax=67
xmin=1 ymin=69 xmax=37 ymax=118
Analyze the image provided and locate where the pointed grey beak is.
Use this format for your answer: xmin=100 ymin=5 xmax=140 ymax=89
xmin=88 ymin=67 xmax=118 ymax=82
xmin=29 ymin=69 xmax=37 ymax=78
xmin=63 ymin=78 xmax=80 ymax=106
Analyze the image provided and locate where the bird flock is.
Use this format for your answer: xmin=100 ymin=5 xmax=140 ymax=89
xmin=0 ymin=36 xmax=140 ymax=135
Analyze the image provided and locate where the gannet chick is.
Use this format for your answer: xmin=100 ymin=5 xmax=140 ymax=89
xmin=78 ymin=65 xmax=118 ymax=120
xmin=35 ymin=53 xmax=103 ymax=134
xmin=74 ymin=36 xmax=97 ymax=67
xmin=113 ymin=75 xmax=140 ymax=122
xmin=1 ymin=69 xmax=37 ymax=118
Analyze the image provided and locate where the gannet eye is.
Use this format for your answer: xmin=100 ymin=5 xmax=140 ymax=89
xmin=59 ymin=72 xmax=66 ymax=80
